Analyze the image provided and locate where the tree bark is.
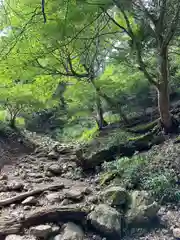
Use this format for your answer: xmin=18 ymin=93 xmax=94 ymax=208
xmin=95 ymin=95 xmax=108 ymax=130
xmin=157 ymin=46 xmax=173 ymax=132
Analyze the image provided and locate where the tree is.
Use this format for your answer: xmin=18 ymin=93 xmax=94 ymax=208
xmin=99 ymin=0 xmax=180 ymax=132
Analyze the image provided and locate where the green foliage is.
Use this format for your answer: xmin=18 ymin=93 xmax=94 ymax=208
xmin=102 ymin=155 xmax=148 ymax=188
xmin=143 ymin=172 xmax=180 ymax=203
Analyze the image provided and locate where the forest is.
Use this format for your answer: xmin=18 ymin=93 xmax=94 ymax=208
xmin=1 ymin=0 xmax=180 ymax=240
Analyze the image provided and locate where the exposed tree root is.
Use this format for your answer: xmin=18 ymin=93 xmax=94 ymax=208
xmin=0 ymin=204 xmax=90 ymax=236
xmin=0 ymin=183 xmax=64 ymax=207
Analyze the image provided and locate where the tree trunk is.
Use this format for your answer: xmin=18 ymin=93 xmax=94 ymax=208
xmin=95 ymin=95 xmax=108 ymax=130
xmin=157 ymin=84 xmax=172 ymax=130
xmin=90 ymin=79 xmax=128 ymax=124
xmin=9 ymin=114 xmax=16 ymax=129
xmin=157 ymin=46 xmax=178 ymax=133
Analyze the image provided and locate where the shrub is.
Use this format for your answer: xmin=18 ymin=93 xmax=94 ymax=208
xmin=143 ymin=172 xmax=180 ymax=203
xmin=101 ymin=155 xmax=148 ymax=188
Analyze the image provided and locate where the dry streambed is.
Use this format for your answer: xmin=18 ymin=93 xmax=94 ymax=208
xmin=0 ymin=143 xmax=179 ymax=240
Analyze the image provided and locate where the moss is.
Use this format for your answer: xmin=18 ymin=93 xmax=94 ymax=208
xmin=129 ymin=120 xmax=158 ymax=134
xmin=174 ymin=135 xmax=180 ymax=143
xmin=100 ymin=171 xmax=118 ymax=186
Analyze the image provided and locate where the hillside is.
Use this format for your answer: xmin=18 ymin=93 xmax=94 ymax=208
xmin=0 ymin=125 xmax=180 ymax=240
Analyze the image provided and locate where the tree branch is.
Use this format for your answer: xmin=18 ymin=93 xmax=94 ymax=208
xmin=136 ymin=43 xmax=159 ymax=88
xmin=41 ymin=0 xmax=46 ymax=23
xmin=101 ymin=7 xmax=131 ymax=38
xmin=163 ymin=3 xmax=180 ymax=47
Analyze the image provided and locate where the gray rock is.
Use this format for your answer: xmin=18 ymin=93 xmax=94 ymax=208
xmin=48 ymin=150 xmax=59 ymax=160
xmin=0 ymin=174 xmax=8 ymax=180
xmin=7 ymin=181 xmax=24 ymax=191
xmin=30 ymin=225 xmax=52 ymax=238
xmin=101 ymin=186 xmax=128 ymax=206
xmin=82 ymin=187 xmax=92 ymax=195
xmin=173 ymin=228 xmax=180 ymax=238
xmin=23 ymin=205 xmax=31 ymax=211
xmin=87 ymin=196 xmax=98 ymax=204
xmin=5 ymin=235 xmax=24 ymax=240
xmin=46 ymin=193 xmax=62 ymax=203
xmin=126 ymin=190 xmax=160 ymax=227
xmin=52 ymin=226 xmax=60 ymax=234
xmin=28 ymin=173 xmax=43 ymax=178
xmin=61 ymin=199 xmax=70 ymax=205
xmin=5 ymin=235 xmax=36 ymax=240
xmin=88 ymin=204 xmax=122 ymax=238
xmin=22 ymin=196 xmax=37 ymax=205
xmin=63 ymin=189 xmax=83 ymax=201
xmin=53 ymin=234 xmax=61 ymax=240
xmin=48 ymin=164 xmax=62 ymax=175
xmin=61 ymin=222 xmax=84 ymax=240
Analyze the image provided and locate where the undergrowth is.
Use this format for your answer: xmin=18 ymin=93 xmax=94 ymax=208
xmin=101 ymin=154 xmax=180 ymax=203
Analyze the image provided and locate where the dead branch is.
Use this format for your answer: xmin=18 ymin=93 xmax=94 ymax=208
xmin=0 ymin=183 xmax=64 ymax=207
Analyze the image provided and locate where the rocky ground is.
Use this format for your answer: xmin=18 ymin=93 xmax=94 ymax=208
xmin=0 ymin=133 xmax=180 ymax=240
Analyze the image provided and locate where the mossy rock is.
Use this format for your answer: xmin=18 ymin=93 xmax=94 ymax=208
xmin=128 ymin=120 xmax=158 ymax=134
xmin=101 ymin=186 xmax=129 ymax=207
xmin=100 ymin=171 xmax=118 ymax=186
xmin=126 ymin=190 xmax=160 ymax=227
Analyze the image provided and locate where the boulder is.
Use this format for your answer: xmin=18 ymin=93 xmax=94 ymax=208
xmin=101 ymin=186 xmax=128 ymax=207
xmin=88 ymin=204 xmax=122 ymax=238
xmin=126 ymin=190 xmax=160 ymax=227
xmin=63 ymin=189 xmax=83 ymax=201
xmin=48 ymin=164 xmax=62 ymax=175
xmin=61 ymin=222 xmax=84 ymax=240
xmin=7 ymin=181 xmax=24 ymax=191
xmin=30 ymin=225 xmax=52 ymax=238
xmin=46 ymin=193 xmax=62 ymax=203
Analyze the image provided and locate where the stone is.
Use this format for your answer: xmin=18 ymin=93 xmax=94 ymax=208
xmin=82 ymin=187 xmax=92 ymax=195
xmin=30 ymin=225 xmax=52 ymax=238
xmin=63 ymin=189 xmax=83 ymax=201
xmin=88 ymin=204 xmax=122 ymax=238
xmin=126 ymin=190 xmax=160 ymax=227
xmin=5 ymin=235 xmax=24 ymax=240
xmin=28 ymin=173 xmax=43 ymax=178
xmin=52 ymin=226 xmax=60 ymax=234
xmin=61 ymin=222 xmax=84 ymax=240
xmin=22 ymin=196 xmax=37 ymax=205
xmin=5 ymin=235 xmax=36 ymax=240
xmin=54 ymin=235 xmax=61 ymax=240
xmin=101 ymin=186 xmax=128 ymax=206
xmin=0 ymin=174 xmax=8 ymax=180
xmin=10 ymin=204 xmax=16 ymax=209
xmin=87 ymin=196 xmax=98 ymax=204
xmin=45 ymin=171 xmax=53 ymax=177
xmin=48 ymin=150 xmax=59 ymax=160
xmin=48 ymin=164 xmax=62 ymax=175
xmin=7 ymin=181 xmax=24 ymax=191
xmin=23 ymin=205 xmax=31 ymax=211
xmin=173 ymin=228 xmax=180 ymax=238
xmin=61 ymin=199 xmax=70 ymax=205
xmin=46 ymin=193 xmax=62 ymax=203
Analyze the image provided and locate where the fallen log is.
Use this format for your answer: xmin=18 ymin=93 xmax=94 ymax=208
xmin=76 ymin=132 xmax=165 ymax=170
xmin=0 ymin=183 xmax=64 ymax=207
xmin=0 ymin=204 xmax=90 ymax=236
xmin=23 ymin=204 xmax=90 ymax=227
